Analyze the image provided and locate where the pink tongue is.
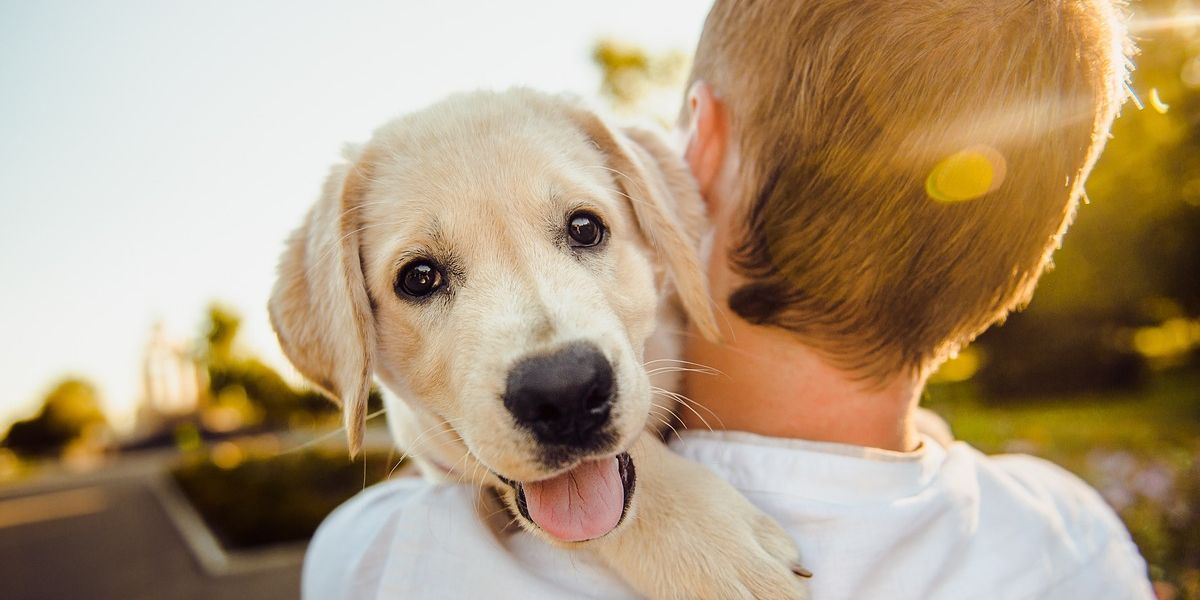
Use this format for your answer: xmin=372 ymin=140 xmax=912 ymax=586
xmin=524 ymin=458 xmax=623 ymax=542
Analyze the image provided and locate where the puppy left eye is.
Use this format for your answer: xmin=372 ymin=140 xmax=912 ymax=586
xmin=567 ymin=211 xmax=605 ymax=248
xmin=395 ymin=259 xmax=445 ymax=299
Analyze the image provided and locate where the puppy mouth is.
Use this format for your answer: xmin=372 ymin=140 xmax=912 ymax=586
xmin=496 ymin=452 xmax=635 ymax=542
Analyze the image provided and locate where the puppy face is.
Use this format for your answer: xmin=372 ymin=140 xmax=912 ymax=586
xmin=270 ymin=89 xmax=717 ymax=542
xmin=357 ymin=96 xmax=660 ymax=480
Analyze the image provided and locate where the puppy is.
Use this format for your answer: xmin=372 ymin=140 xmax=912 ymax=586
xmin=270 ymin=89 xmax=808 ymax=599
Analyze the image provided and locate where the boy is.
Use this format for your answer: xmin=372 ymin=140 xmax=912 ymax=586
xmin=304 ymin=1 xmax=1155 ymax=597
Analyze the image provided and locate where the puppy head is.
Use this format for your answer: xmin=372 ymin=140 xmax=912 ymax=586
xmin=270 ymin=90 xmax=715 ymax=537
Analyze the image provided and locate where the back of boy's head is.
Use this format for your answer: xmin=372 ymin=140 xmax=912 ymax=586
xmin=686 ymin=0 xmax=1131 ymax=379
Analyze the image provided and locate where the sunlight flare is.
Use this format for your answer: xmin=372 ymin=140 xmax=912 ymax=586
xmin=926 ymin=146 xmax=1006 ymax=204
xmin=1129 ymin=13 xmax=1200 ymax=33
xmin=1149 ymin=88 xmax=1170 ymax=114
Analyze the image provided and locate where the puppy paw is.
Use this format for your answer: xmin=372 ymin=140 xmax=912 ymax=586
xmin=594 ymin=435 xmax=811 ymax=600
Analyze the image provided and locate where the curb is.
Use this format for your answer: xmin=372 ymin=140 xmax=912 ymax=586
xmin=150 ymin=474 xmax=307 ymax=576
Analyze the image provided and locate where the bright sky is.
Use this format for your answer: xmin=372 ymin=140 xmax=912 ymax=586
xmin=0 ymin=0 xmax=711 ymax=432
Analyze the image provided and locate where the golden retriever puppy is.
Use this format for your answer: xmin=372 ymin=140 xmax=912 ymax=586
xmin=270 ymin=89 xmax=808 ymax=599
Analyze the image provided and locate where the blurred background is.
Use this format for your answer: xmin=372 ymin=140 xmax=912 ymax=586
xmin=0 ymin=1 xmax=1197 ymax=599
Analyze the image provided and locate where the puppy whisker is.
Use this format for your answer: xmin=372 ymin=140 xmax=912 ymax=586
xmin=393 ymin=418 xmax=466 ymax=472
xmin=646 ymin=366 xmax=722 ymax=377
xmin=669 ymin=391 xmax=724 ymax=428
xmin=647 ymin=404 xmax=683 ymax=441
xmin=652 ymin=386 xmax=723 ymax=432
xmin=278 ymin=407 xmax=389 ymax=456
xmin=331 ymin=199 xmax=403 ymax=222
xmin=643 ymin=358 xmax=725 ymax=375
xmin=386 ymin=455 xmax=408 ymax=479
xmin=445 ymin=447 xmax=476 ymax=484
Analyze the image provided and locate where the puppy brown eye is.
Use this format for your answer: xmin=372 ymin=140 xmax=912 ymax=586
xmin=395 ymin=260 xmax=444 ymax=298
xmin=567 ymin=211 xmax=605 ymax=248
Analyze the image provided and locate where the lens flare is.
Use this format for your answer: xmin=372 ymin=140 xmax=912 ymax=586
xmin=211 ymin=441 xmax=245 ymax=470
xmin=1183 ymin=56 xmax=1200 ymax=89
xmin=1149 ymin=88 xmax=1170 ymax=114
xmin=926 ymin=146 xmax=1006 ymax=204
xmin=1129 ymin=13 xmax=1200 ymax=33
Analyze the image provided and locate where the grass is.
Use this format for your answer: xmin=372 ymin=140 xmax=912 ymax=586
xmin=926 ymin=371 xmax=1199 ymax=455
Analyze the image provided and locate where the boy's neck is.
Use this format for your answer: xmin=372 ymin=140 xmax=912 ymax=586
xmin=678 ymin=315 xmax=923 ymax=452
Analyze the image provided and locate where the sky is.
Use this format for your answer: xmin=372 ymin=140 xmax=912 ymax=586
xmin=0 ymin=0 xmax=712 ymax=432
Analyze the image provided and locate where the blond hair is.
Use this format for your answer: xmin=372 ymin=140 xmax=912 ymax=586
xmin=687 ymin=0 xmax=1131 ymax=378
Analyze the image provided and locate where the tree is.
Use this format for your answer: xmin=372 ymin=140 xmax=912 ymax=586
xmin=972 ymin=5 xmax=1200 ymax=396
xmin=592 ymin=39 xmax=689 ymax=122
xmin=2 ymin=378 xmax=108 ymax=457
xmin=203 ymin=303 xmax=241 ymax=365
xmin=198 ymin=303 xmax=352 ymax=430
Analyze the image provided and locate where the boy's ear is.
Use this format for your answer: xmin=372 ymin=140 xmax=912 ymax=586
xmin=559 ymin=103 xmax=721 ymax=342
xmin=682 ymin=80 xmax=729 ymax=210
xmin=269 ymin=151 xmax=378 ymax=456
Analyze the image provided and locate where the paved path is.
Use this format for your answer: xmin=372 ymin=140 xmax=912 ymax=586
xmin=0 ymin=455 xmax=301 ymax=600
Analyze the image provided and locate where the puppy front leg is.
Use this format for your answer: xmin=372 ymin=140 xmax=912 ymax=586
xmin=592 ymin=432 xmax=811 ymax=600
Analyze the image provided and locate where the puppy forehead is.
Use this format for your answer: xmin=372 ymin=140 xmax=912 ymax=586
xmin=357 ymin=109 xmax=622 ymax=250
xmin=374 ymin=107 xmax=610 ymax=197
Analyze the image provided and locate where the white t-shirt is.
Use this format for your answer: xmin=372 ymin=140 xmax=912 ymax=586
xmin=302 ymin=431 xmax=1155 ymax=600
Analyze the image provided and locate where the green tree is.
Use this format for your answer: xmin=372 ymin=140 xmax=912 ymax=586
xmin=203 ymin=303 xmax=241 ymax=365
xmin=2 ymin=378 xmax=108 ymax=457
xmin=196 ymin=302 xmax=391 ymax=431
xmin=199 ymin=303 xmax=337 ymax=429
xmin=974 ymin=4 xmax=1200 ymax=396
xmin=1030 ymin=4 xmax=1200 ymax=319
xmin=593 ymin=39 xmax=689 ymax=121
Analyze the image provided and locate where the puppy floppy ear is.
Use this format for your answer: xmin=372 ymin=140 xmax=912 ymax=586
xmin=560 ymin=105 xmax=721 ymax=342
xmin=269 ymin=150 xmax=377 ymax=456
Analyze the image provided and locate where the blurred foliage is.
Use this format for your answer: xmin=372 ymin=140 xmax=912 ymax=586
xmin=973 ymin=314 xmax=1147 ymax=400
xmin=1 ymin=378 xmax=109 ymax=458
xmin=198 ymin=303 xmax=358 ymax=431
xmin=1031 ymin=5 xmax=1200 ymax=318
xmin=972 ymin=0 xmax=1200 ymax=397
xmin=203 ymin=303 xmax=240 ymax=365
xmin=593 ymin=39 xmax=689 ymax=121
xmin=172 ymin=444 xmax=396 ymax=549
xmin=166 ymin=305 xmax=391 ymax=552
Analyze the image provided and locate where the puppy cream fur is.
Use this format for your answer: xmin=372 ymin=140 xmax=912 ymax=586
xmin=270 ymin=89 xmax=808 ymax=599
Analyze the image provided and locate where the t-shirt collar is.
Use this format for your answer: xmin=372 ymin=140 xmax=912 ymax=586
xmin=669 ymin=429 xmax=949 ymax=504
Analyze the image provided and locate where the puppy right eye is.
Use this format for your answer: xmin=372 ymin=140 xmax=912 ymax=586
xmin=567 ymin=211 xmax=606 ymax=248
xmin=395 ymin=260 xmax=445 ymax=298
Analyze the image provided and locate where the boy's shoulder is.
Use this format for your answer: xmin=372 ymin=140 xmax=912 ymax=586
xmin=983 ymin=450 xmax=1130 ymax=537
xmin=301 ymin=441 xmax=1154 ymax=600
xmin=673 ymin=431 xmax=1153 ymax=599
xmin=941 ymin=445 xmax=1154 ymax=599
xmin=971 ymin=448 xmax=1133 ymax=551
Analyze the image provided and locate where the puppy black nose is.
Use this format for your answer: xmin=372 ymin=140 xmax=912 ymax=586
xmin=503 ymin=342 xmax=615 ymax=448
